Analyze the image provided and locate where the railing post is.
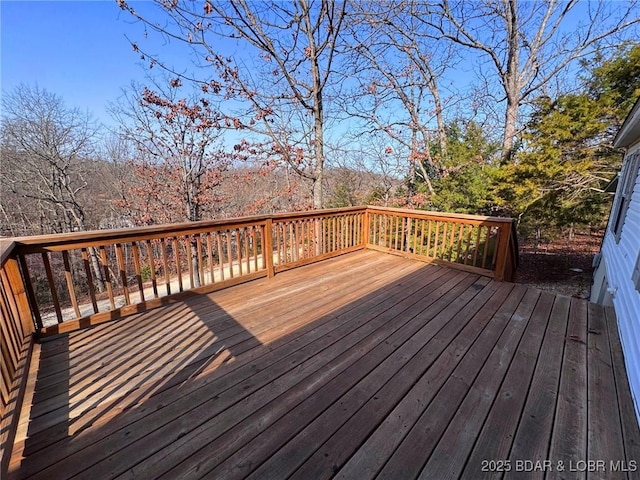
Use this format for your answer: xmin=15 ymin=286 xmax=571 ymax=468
xmin=16 ymin=255 xmax=42 ymax=330
xmin=264 ymin=219 xmax=275 ymax=278
xmin=362 ymin=208 xmax=370 ymax=247
xmin=3 ymin=257 xmax=36 ymax=336
xmin=493 ymin=221 xmax=513 ymax=282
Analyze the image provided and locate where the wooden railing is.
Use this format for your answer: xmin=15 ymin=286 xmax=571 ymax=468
xmin=366 ymin=207 xmax=517 ymax=282
xmin=272 ymin=209 xmax=366 ymax=272
xmin=0 ymin=207 xmax=515 ymax=341
xmin=0 ymin=207 xmax=515 ymax=340
xmin=3 ymin=208 xmax=366 ymax=338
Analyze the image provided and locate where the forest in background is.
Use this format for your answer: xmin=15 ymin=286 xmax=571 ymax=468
xmin=1 ymin=1 xmax=639 ymax=244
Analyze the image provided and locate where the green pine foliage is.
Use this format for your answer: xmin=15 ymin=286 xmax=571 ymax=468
xmin=427 ymin=120 xmax=501 ymax=215
xmin=498 ymin=44 xmax=640 ymax=234
xmin=409 ymin=45 xmax=639 ymax=237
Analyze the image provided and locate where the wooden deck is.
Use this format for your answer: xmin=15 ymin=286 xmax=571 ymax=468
xmin=7 ymin=250 xmax=640 ymax=479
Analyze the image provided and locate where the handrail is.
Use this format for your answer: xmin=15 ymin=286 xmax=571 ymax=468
xmin=0 ymin=240 xmax=16 ymax=265
xmin=10 ymin=207 xmax=366 ymax=252
xmin=367 ymin=206 xmax=515 ymax=224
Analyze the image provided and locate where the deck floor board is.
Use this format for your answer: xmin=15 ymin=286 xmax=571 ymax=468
xmin=507 ymin=295 xmax=571 ymax=479
xmin=7 ymin=250 xmax=639 ymax=480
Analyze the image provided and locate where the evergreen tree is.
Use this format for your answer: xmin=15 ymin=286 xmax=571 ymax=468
xmin=419 ymin=120 xmax=501 ymax=214
xmin=497 ymin=45 xmax=640 ymax=236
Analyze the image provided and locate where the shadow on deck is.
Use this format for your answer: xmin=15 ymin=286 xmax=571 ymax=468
xmin=7 ymin=250 xmax=640 ymax=479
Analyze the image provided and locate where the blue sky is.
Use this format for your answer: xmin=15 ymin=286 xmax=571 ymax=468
xmin=2 ymin=1 xmax=636 ymax=132
xmin=1 ymin=1 xmax=178 ymax=125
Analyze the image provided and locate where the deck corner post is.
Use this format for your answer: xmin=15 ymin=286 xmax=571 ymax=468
xmin=264 ymin=219 xmax=275 ymax=278
xmin=363 ymin=208 xmax=371 ymax=248
xmin=494 ymin=221 xmax=512 ymax=282
xmin=4 ymin=256 xmax=37 ymax=335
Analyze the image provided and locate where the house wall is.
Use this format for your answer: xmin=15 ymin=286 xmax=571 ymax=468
xmin=590 ymin=255 xmax=613 ymax=306
xmin=596 ymin=140 xmax=640 ymax=422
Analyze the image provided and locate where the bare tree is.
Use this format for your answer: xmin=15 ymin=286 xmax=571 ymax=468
xmin=0 ymin=84 xmax=106 ymax=289
xmin=110 ymin=80 xmax=229 ymax=223
xmin=421 ymin=0 xmax=640 ymax=163
xmin=109 ymin=79 xmax=230 ymax=286
xmin=2 ymin=85 xmax=97 ymax=232
xmin=116 ymin=0 xmax=348 ymax=209
xmin=110 ymin=79 xmax=231 ymax=287
xmin=345 ymin=0 xmax=458 ymax=196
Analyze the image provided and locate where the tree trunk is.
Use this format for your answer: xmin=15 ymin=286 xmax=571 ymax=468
xmin=501 ymin=96 xmax=519 ymax=164
xmin=312 ymin=113 xmax=323 ymax=210
xmin=408 ymin=127 xmax=417 ymax=203
xmin=501 ymin=0 xmax=520 ymax=165
xmin=185 ymin=182 xmax=202 ymax=287
xmin=312 ymin=57 xmax=324 ymax=210
xmin=430 ymin=78 xmax=448 ymax=161
xmin=312 ymin=173 xmax=323 ymax=210
xmin=89 ymin=247 xmax=106 ymax=293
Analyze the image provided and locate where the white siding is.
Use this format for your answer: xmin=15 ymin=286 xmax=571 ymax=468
xmin=601 ymin=142 xmax=640 ymax=423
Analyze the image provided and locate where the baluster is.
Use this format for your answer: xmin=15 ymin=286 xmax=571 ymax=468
xmin=481 ymin=226 xmax=491 ymax=269
xmin=197 ymin=234 xmax=205 ymax=286
xmin=131 ymin=242 xmax=145 ymax=303
xmin=245 ymin=228 xmax=251 ymax=272
xmin=79 ymin=248 xmax=99 ymax=313
xmin=115 ymin=244 xmax=131 ymax=305
xmin=174 ymin=237 xmax=184 ymax=291
xmin=42 ymin=251 xmax=64 ymax=322
xmin=237 ymin=229 xmax=243 ymax=276
xmin=62 ymin=251 xmax=81 ymax=318
xmin=216 ymin=231 xmax=225 ymax=282
xmin=206 ymin=232 xmax=215 ymax=284
xmin=226 ymin=230 xmax=234 ymax=278
xmin=160 ymin=238 xmax=170 ymax=296
xmin=186 ymin=237 xmax=194 ymax=289
xmin=99 ymin=246 xmax=115 ymax=310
